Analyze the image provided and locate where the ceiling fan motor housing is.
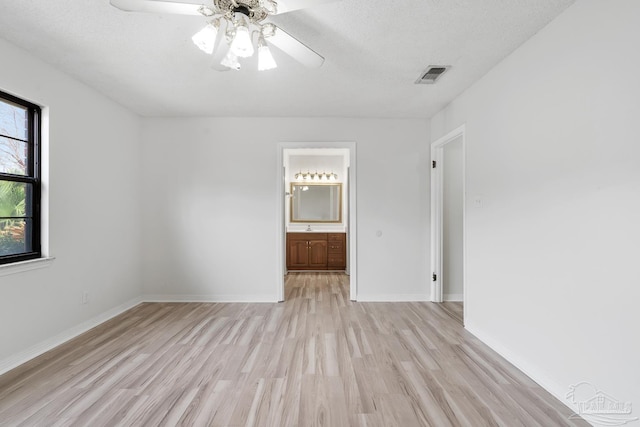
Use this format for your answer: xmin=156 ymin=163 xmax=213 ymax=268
xmin=215 ymin=0 xmax=271 ymax=21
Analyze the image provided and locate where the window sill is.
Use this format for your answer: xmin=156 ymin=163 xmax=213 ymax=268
xmin=0 ymin=257 xmax=56 ymax=277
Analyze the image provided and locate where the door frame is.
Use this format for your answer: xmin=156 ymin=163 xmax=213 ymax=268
xmin=276 ymin=142 xmax=357 ymax=301
xmin=430 ymin=125 xmax=466 ymax=314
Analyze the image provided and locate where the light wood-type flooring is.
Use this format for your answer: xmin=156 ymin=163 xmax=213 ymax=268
xmin=441 ymin=302 xmax=463 ymax=325
xmin=0 ymin=273 xmax=586 ymax=426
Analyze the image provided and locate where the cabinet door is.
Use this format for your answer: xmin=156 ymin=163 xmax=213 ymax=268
xmin=308 ymin=240 xmax=328 ymax=268
xmin=288 ymin=240 xmax=310 ymax=268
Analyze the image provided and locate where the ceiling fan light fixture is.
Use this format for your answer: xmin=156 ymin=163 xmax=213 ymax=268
xmin=110 ymin=0 xmax=327 ymax=72
xmin=258 ymin=37 xmax=277 ymax=71
xmin=192 ymin=22 xmax=218 ymax=54
xmin=221 ymin=50 xmax=241 ymax=70
xmin=229 ymin=17 xmax=254 ymax=58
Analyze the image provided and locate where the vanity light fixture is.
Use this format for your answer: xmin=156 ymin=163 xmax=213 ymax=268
xmin=294 ymin=170 xmax=338 ymax=181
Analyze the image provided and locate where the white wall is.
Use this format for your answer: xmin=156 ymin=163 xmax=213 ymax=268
xmin=431 ymin=0 xmax=640 ymax=416
xmin=443 ymin=137 xmax=463 ymax=301
xmin=141 ymin=118 xmax=430 ymax=301
xmin=0 ymin=39 xmax=142 ymax=371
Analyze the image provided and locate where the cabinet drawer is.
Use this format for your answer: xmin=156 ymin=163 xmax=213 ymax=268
xmin=328 ymin=255 xmax=346 ymax=268
xmin=327 ymin=243 xmax=343 ymax=253
xmin=328 ymin=233 xmax=345 ymax=241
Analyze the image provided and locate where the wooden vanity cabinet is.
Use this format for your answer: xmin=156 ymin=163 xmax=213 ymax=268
xmin=286 ymin=232 xmax=346 ymax=270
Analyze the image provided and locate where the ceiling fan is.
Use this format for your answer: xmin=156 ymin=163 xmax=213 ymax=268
xmin=110 ymin=0 xmax=335 ymax=71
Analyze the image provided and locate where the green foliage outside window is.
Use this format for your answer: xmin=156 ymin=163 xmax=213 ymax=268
xmin=0 ymin=179 xmax=26 ymax=256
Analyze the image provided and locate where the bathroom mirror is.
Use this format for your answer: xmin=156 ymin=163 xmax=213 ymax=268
xmin=290 ymin=183 xmax=342 ymax=223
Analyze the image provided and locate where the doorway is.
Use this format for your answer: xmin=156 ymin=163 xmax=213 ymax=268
xmin=276 ymin=143 xmax=357 ymax=302
xmin=430 ymin=126 xmax=465 ymax=323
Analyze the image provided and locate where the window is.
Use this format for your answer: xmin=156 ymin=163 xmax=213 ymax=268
xmin=0 ymin=90 xmax=41 ymax=265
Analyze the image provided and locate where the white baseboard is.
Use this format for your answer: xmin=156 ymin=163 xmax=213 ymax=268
xmin=143 ymin=294 xmax=278 ymax=303
xmin=356 ymin=294 xmax=429 ymax=302
xmin=0 ymin=296 xmax=143 ymax=376
xmin=444 ymin=293 xmax=463 ymax=301
xmin=465 ymin=322 xmax=581 ymax=420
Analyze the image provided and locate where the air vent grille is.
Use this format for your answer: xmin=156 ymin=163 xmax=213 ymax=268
xmin=415 ymin=65 xmax=450 ymax=84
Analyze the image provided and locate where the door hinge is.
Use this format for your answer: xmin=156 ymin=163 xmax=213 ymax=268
xmin=432 ymin=160 xmax=436 ymax=168
xmin=432 ymin=273 xmax=437 ymax=282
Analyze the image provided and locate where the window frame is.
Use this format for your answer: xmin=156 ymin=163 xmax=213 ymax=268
xmin=0 ymin=90 xmax=41 ymax=265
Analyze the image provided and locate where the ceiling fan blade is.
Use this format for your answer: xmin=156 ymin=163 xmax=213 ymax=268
xmin=268 ymin=26 xmax=324 ymax=68
xmin=274 ymin=0 xmax=339 ymax=15
xmin=110 ymin=0 xmax=202 ymax=15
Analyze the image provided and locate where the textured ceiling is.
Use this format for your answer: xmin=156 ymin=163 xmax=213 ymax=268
xmin=0 ymin=0 xmax=575 ymax=118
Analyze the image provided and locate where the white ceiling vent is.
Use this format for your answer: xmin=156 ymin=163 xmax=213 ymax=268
xmin=415 ymin=66 xmax=450 ymax=84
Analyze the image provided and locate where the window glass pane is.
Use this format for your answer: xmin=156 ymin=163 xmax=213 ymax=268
xmin=0 ymin=135 xmax=28 ymax=175
xmin=0 ymin=100 xmax=27 ymax=141
xmin=0 ymin=181 xmax=31 ymax=217
xmin=0 ymin=219 xmax=31 ymax=256
xmin=0 ymin=92 xmax=38 ymax=264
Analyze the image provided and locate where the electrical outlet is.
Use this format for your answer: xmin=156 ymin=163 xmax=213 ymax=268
xmin=81 ymin=291 xmax=89 ymax=305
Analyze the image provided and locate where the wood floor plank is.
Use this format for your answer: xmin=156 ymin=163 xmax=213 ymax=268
xmin=441 ymin=302 xmax=464 ymax=324
xmin=0 ymin=272 xmax=588 ymax=426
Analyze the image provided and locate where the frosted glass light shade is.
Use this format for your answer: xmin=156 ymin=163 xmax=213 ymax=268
xmin=230 ymin=25 xmax=254 ymax=58
xmin=221 ymin=50 xmax=241 ymax=70
xmin=258 ymin=45 xmax=277 ymax=71
xmin=192 ymin=24 xmax=217 ymax=54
